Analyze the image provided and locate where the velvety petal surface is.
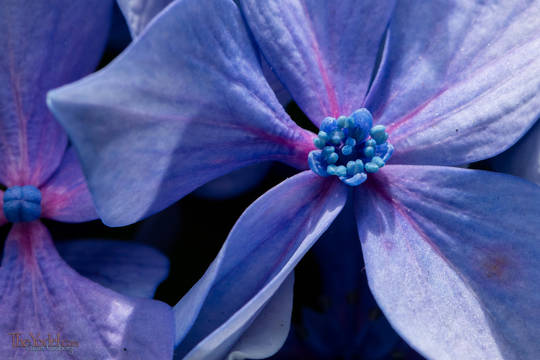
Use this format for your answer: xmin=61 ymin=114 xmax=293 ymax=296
xmin=48 ymin=0 xmax=314 ymax=226
xmin=490 ymin=119 xmax=540 ymax=185
xmin=238 ymin=0 xmax=395 ymax=127
xmin=117 ymin=0 xmax=172 ymax=37
xmin=0 ymin=221 xmax=174 ymax=359
xmin=56 ymin=239 xmax=169 ymax=299
xmin=174 ymin=171 xmax=347 ymax=358
xmin=366 ymin=0 xmax=540 ymax=165
xmin=0 ymin=0 xmax=112 ymax=187
xmin=355 ymin=165 xmax=540 ymax=359
xmin=40 ymin=147 xmax=97 ymax=222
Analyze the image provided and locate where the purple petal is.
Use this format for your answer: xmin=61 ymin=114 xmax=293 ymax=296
xmin=117 ymin=0 xmax=172 ymax=37
xmin=238 ymin=0 xmax=395 ymax=127
xmin=490 ymin=119 xmax=540 ymax=185
xmin=174 ymin=171 xmax=347 ymax=358
xmin=355 ymin=165 xmax=540 ymax=359
xmin=56 ymin=239 xmax=169 ymax=299
xmin=366 ymin=1 xmax=540 ymax=165
xmin=0 ymin=190 xmax=6 ymax=226
xmin=48 ymin=0 xmax=314 ymax=226
xmin=40 ymin=147 xmax=97 ymax=223
xmin=0 ymin=221 xmax=174 ymax=359
xmin=0 ymin=0 xmax=112 ymax=187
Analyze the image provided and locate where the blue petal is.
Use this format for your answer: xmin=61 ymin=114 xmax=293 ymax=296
xmin=117 ymin=0 xmax=172 ymax=37
xmin=0 ymin=0 xmax=112 ymax=187
xmin=56 ymin=239 xmax=169 ymax=299
xmin=48 ymin=0 xmax=314 ymax=226
xmin=173 ymin=171 xmax=347 ymax=358
xmin=355 ymin=165 xmax=540 ymax=359
xmin=237 ymin=0 xmax=395 ymax=127
xmin=366 ymin=1 xmax=540 ymax=165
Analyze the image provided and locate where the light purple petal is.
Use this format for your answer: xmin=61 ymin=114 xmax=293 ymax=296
xmin=355 ymin=165 xmax=540 ymax=359
xmin=0 ymin=190 xmax=6 ymax=226
xmin=40 ymin=147 xmax=97 ymax=223
xmin=0 ymin=0 xmax=112 ymax=187
xmin=366 ymin=1 xmax=540 ymax=165
xmin=117 ymin=0 xmax=172 ymax=37
xmin=56 ymin=239 xmax=169 ymax=299
xmin=48 ymin=0 xmax=314 ymax=227
xmin=185 ymin=274 xmax=294 ymax=360
xmin=238 ymin=0 xmax=395 ymax=127
xmin=0 ymin=221 xmax=174 ymax=359
xmin=174 ymin=171 xmax=347 ymax=358
xmin=490 ymin=119 xmax=540 ymax=185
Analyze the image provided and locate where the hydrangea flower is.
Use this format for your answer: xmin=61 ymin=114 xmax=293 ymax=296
xmin=0 ymin=1 xmax=174 ymax=358
xmin=47 ymin=0 xmax=540 ymax=359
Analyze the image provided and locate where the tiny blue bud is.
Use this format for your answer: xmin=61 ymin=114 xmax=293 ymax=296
xmin=321 ymin=117 xmax=337 ymax=133
xmin=345 ymin=137 xmax=356 ymax=147
xmin=365 ymin=162 xmax=379 ymax=173
xmin=346 ymin=161 xmax=356 ymax=176
xmin=364 ymin=146 xmax=375 ymax=158
xmin=327 ymin=152 xmax=339 ymax=164
xmin=337 ymin=116 xmax=347 ymax=128
xmin=318 ymin=131 xmax=329 ymax=142
xmin=336 ymin=165 xmax=347 ymax=177
xmin=342 ymin=145 xmax=352 ymax=156
xmin=323 ymin=146 xmax=335 ymax=155
xmin=314 ymin=137 xmax=325 ymax=149
xmin=372 ymin=156 xmax=385 ymax=167
xmin=366 ymin=139 xmax=376 ymax=147
xmin=327 ymin=165 xmax=338 ymax=175
xmin=355 ymin=159 xmax=364 ymax=173
xmin=371 ymin=125 xmax=388 ymax=144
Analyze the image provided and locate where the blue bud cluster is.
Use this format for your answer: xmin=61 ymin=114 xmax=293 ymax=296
xmin=3 ymin=185 xmax=42 ymax=223
xmin=308 ymin=108 xmax=393 ymax=186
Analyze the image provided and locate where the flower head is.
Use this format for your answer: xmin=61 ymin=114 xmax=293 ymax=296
xmin=0 ymin=1 xmax=174 ymax=358
xmin=48 ymin=0 xmax=540 ymax=358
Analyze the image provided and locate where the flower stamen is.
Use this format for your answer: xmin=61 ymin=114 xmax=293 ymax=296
xmin=308 ymin=108 xmax=393 ymax=186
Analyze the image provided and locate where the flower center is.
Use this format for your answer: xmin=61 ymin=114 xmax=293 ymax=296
xmin=308 ymin=108 xmax=393 ymax=186
xmin=3 ymin=185 xmax=42 ymax=222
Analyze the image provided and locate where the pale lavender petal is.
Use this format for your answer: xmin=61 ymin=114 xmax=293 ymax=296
xmin=238 ymin=0 xmax=395 ymax=127
xmin=355 ymin=165 xmax=540 ymax=359
xmin=490 ymin=119 xmax=540 ymax=185
xmin=40 ymin=147 xmax=97 ymax=223
xmin=366 ymin=1 xmax=540 ymax=165
xmin=0 ymin=221 xmax=174 ymax=359
xmin=0 ymin=0 xmax=112 ymax=186
xmin=48 ymin=0 xmax=314 ymax=226
xmin=117 ymin=0 xmax=172 ymax=37
xmin=174 ymin=171 xmax=347 ymax=358
xmin=56 ymin=239 xmax=169 ymax=299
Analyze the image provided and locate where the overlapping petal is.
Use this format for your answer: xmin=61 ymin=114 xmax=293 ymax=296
xmin=0 ymin=221 xmax=174 ymax=359
xmin=366 ymin=0 xmax=540 ymax=165
xmin=0 ymin=0 xmax=112 ymax=187
xmin=184 ymin=274 xmax=294 ymax=360
xmin=117 ymin=0 xmax=172 ymax=37
xmin=56 ymin=239 xmax=169 ymax=299
xmin=40 ymin=147 xmax=97 ymax=222
xmin=355 ymin=165 xmax=540 ymax=359
xmin=174 ymin=171 xmax=347 ymax=358
xmin=48 ymin=0 xmax=314 ymax=226
xmin=238 ymin=0 xmax=395 ymax=127
xmin=491 ymin=119 xmax=540 ymax=185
